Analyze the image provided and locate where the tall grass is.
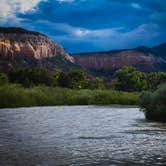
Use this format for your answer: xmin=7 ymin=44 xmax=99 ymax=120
xmin=0 ymin=84 xmax=140 ymax=108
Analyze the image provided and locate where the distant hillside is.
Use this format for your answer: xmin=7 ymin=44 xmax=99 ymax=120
xmin=72 ymin=43 xmax=166 ymax=76
xmin=0 ymin=27 xmax=80 ymax=72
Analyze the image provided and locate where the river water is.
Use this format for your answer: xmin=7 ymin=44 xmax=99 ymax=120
xmin=0 ymin=106 xmax=166 ymax=166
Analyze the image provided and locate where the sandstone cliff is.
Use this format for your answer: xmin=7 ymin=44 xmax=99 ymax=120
xmin=0 ymin=27 xmax=76 ymax=72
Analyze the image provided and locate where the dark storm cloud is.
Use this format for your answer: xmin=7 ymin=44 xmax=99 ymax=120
xmin=1 ymin=0 xmax=166 ymax=52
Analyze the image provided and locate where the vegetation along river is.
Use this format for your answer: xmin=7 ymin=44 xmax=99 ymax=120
xmin=0 ymin=106 xmax=166 ymax=166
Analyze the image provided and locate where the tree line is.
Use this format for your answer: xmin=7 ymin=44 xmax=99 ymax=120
xmin=0 ymin=68 xmax=104 ymax=90
xmin=0 ymin=66 xmax=166 ymax=91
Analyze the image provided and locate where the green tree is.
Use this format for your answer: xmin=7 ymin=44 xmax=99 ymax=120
xmin=146 ymin=72 xmax=166 ymax=90
xmin=86 ymin=77 xmax=105 ymax=89
xmin=68 ymin=70 xmax=87 ymax=89
xmin=8 ymin=68 xmax=57 ymax=87
xmin=57 ymin=70 xmax=87 ymax=89
xmin=57 ymin=72 xmax=70 ymax=88
xmin=115 ymin=66 xmax=148 ymax=91
xmin=0 ymin=73 xmax=9 ymax=86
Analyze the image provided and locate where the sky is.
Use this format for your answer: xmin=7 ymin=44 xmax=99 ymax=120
xmin=0 ymin=0 xmax=166 ymax=53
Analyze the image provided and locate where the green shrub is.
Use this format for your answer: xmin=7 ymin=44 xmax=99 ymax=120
xmin=140 ymin=84 xmax=166 ymax=122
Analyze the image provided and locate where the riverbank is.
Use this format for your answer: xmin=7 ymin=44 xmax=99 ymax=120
xmin=0 ymin=84 xmax=139 ymax=108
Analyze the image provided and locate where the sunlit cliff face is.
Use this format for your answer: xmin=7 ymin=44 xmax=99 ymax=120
xmin=0 ymin=30 xmax=73 ymax=62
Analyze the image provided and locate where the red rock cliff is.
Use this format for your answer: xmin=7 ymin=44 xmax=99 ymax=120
xmin=73 ymin=46 xmax=166 ymax=76
xmin=0 ymin=27 xmax=77 ymax=72
xmin=0 ymin=27 xmax=73 ymax=62
xmin=74 ymin=51 xmax=156 ymax=71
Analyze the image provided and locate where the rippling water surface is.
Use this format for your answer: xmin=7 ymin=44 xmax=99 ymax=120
xmin=0 ymin=106 xmax=166 ymax=166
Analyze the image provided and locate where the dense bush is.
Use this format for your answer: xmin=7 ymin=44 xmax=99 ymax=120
xmin=0 ymin=84 xmax=139 ymax=108
xmin=140 ymin=84 xmax=166 ymax=122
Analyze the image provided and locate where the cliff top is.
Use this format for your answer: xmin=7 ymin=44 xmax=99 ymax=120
xmin=0 ymin=27 xmax=46 ymax=37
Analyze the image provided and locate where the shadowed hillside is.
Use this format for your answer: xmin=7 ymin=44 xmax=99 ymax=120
xmin=72 ymin=43 xmax=166 ymax=76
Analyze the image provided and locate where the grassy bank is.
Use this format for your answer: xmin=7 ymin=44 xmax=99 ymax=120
xmin=0 ymin=84 xmax=139 ymax=108
xmin=140 ymin=84 xmax=166 ymax=122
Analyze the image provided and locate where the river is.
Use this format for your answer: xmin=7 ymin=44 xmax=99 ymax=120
xmin=0 ymin=106 xmax=166 ymax=166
